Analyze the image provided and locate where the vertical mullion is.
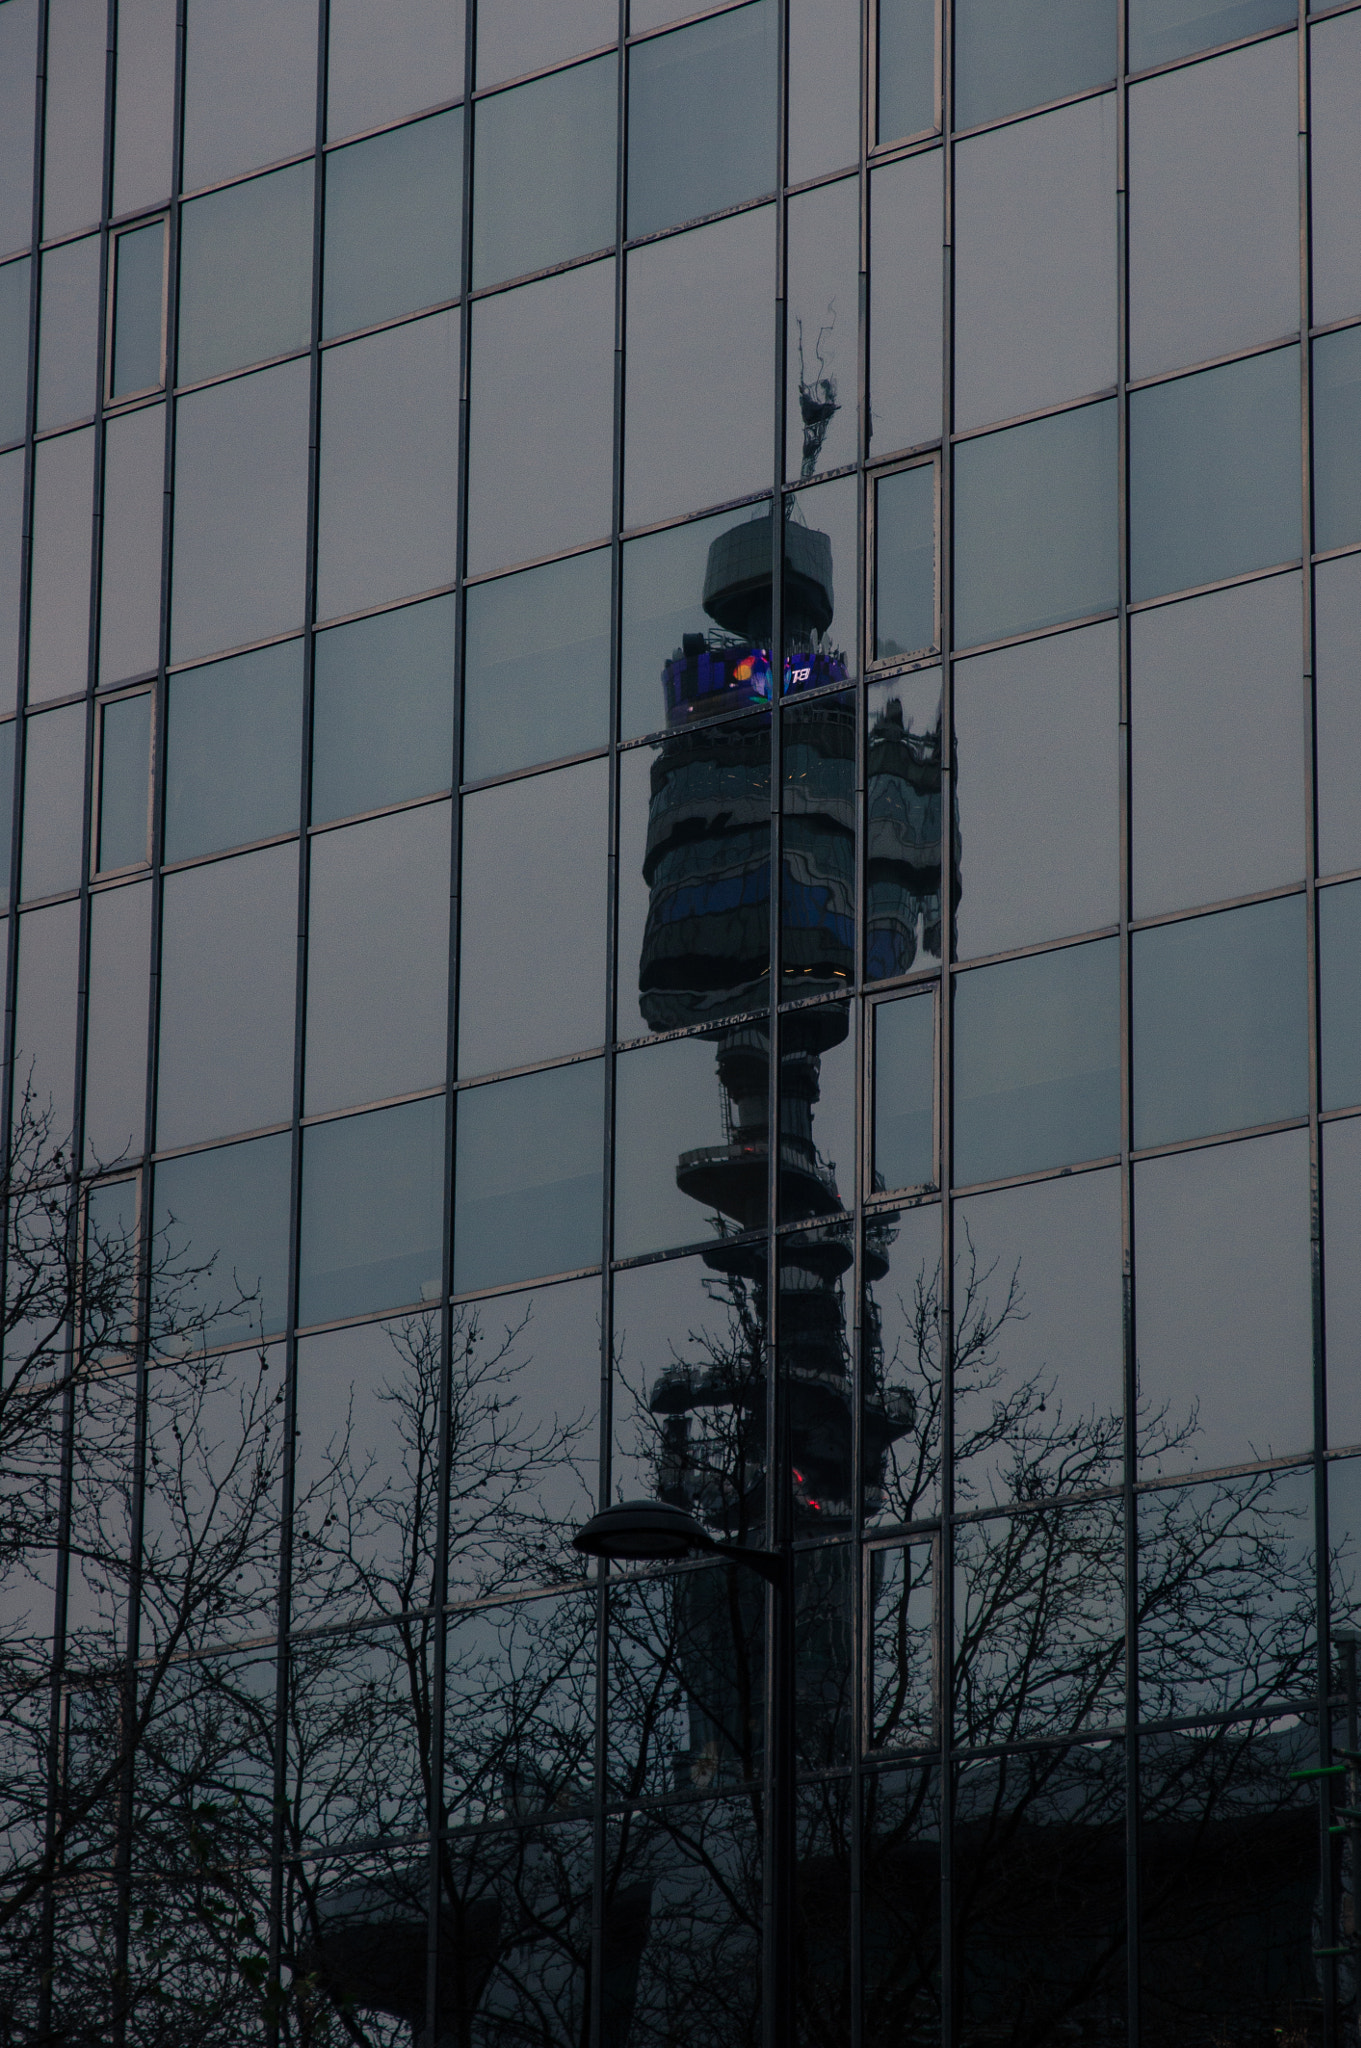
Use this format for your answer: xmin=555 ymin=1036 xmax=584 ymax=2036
xmin=937 ymin=0 xmax=955 ymax=2038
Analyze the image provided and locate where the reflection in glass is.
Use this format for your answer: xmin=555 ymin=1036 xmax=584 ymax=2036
xmin=866 ymin=667 xmax=949 ymax=983
xmin=164 ymin=638 xmax=303 ymax=862
xmin=85 ymin=881 xmax=151 ymax=1165
xmin=870 ymin=1540 xmax=938 ymax=1753
xmin=0 ymin=258 xmax=29 ymax=442
xmin=323 ymin=109 xmax=462 ymax=339
xmin=1316 ymin=551 xmax=1361 ymax=881
xmin=874 ymin=464 xmax=935 ymax=660
xmin=863 ymin=1766 xmax=942 ymax=2047
xmin=96 ymin=692 xmax=151 ymax=872
xmin=786 ymin=178 xmax=858 ymax=482
xmin=782 ymin=682 xmax=856 ymax=996
xmin=312 ymin=594 xmax=455 ymax=823
xmin=109 ymin=220 xmax=165 ymax=398
xmin=608 ymin=1559 xmax=764 ymax=1794
xmin=287 ymin=1620 xmax=429 ymax=1849
xmin=626 ymin=2 xmax=775 ymax=240
xmin=873 ymin=990 xmax=936 ymax=1194
xmin=463 ymin=550 xmax=610 ymax=781
xmin=177 ymin=163 xmax=314 ymax=386
xmin=955 ymin=0 xmax=1116 ymax=129
xmin=473 ymin=57 xmax=615 ymax=289
xmin=299 ymin=1097 xmax=444 ymax=1325
xmin=862 ymin=1203 xmax=941 ymax=1526
xmin=98 ymin=403 xmax=165 ymax=687
xmin=1314 ymin=324 xmax=1361 ymax=554
xmin=14 ymin=901 xmax=80 ymax=1137
xmin=327 ymin=0 xmax=465 ymax=139
xmin=868 ymin=150 xmax=943 ymax=459
xmin=453 ymin=1061 xmax=604 ymax=1294
xmin=1329 ymin=1454 xmax=1361 ymax=1631
xmin=1325 ymin=1118 xmax=1361 ymax=1450
xmin=445 ymin=1593 xmax=597 ymax=1828
xmin=37 ymin=233 xmax=100 ymax=430
xmin=621 ymin=506 xmax=769 ymax=742
xmin=153 ymin=1132 xmax=291 ymax=1346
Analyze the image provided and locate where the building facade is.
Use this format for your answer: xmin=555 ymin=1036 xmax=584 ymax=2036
xmin=2 ymin=0 xmax=1361 ymax=2039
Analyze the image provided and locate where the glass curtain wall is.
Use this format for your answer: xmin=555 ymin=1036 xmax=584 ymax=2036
xmin=0 ymin=0 xmax=1359 ymax=2042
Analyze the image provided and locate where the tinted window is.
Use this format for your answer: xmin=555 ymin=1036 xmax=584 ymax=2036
xmin=178 ymin=163 xmax=314 ymax=385
xmin=1320 ymin=880 xmax=1361 ymax=1112
xmin=0 ymin=0 xmax=38 ymax=257
xmin=153 ymin=1132 xmax=292 ymax=1345
xmin=1316 ymin=552 xmax=1361 ymax=880
xmin=463 ymin=550 xmax=610 ymax=781
xmin=98 ymin=403 xmax=165 ymax=687
xmin=874 ymin=465 xmax=935 ymax=660
xmin=453 ymin=1061 xmax=604 ymax=1292
xmin=868 ymin=150 xmax=943 ymax=458
xmin=0 ymin=258 xmax=29 ymax=442
xmin=786 ymin=177 xmax=858 ymax=483
xmin=298 ymin=1097 xmax=444 ymax=1324
xmin=37 ymin=233 xmax=100 ymax=429
xmin=328 ymin=0 xmax=464 ymax=139
xmin=1130 ymin=0 xmax=1294 ymax=75
xmin=1313 ymin=324 xmax=1361 ymax=554
xmin=1310 ymin=8 xmax=1361 ymax=327
xmin=27 ymin=426 xmax=95 ymax=701
xmin=873 ymin=990 xmax=936 ymax=1193
xmin=955 ymin=0 xmax=1116 ymax=129
xmin=312 ymin=595 xmax=455 ymax=822
xmin=42 ymin=0 xmax=105 ymax=238
xmin=21 ymin=704 xmax=85 ymax=901
xmin=475 ymin=0 xmax=613 ymax=87
xmin=164 ymin=638 xmax=303 ymax=862
xmin=96 ymin=692 xmax=151 ymax=872
xmin=472 ymin=57 xmax=615 ymax=288
xmin=626 ymin=2 xmax=776 ymax=239
xmin=109 ymin=220 xmax=165 ymax=399
xmin=877 ymin=0 xmax=935 ymax=142
xmin=181 ymin=0 xmax=319 ymax=191
xmin=323 ymin=110 xmax=462 ymax=339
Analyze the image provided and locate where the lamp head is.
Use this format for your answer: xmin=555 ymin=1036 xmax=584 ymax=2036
xmin=572 ymin=1500 xmax=715 ymax=1563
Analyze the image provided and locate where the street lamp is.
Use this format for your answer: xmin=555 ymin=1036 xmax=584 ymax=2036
xmin=572 ymin=1499 xmax=786 ymax=1589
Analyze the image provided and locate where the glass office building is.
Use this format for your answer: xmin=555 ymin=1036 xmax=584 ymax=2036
xmin=3 ymin=0 xmax=1361 ymax=2038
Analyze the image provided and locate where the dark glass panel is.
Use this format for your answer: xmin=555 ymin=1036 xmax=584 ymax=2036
xmin=153 ymin=1131 xmax=292 ymax=1345
xmin=0 ymin=720 xmax=13 ymax=897
xmin=428 ymin=1822 xmax=594 ymax=2037
xmin=1325 ymin=1116 xmax=1361 ymax=1448
xmin=181 ymin=0 xmax=319 ymax=191
xmin=323 ymin=108 xmax=462 ymax=339
xmin=792 ymin=1544 xmax=854 ymax=1770
xmin=873 ymin=989 xmax=936 ymax=1194
xmin=445 ymin=1591 xmax=597 ymax=1824
xmin=1131 ymin=572 xmax=1305 ymax=920
xmin=785 ymin=177 xmax=857 ymax=483
xmin=0 ymin=257 xmax=30 ymax=442
xmin=778 ymin=1022 xmax=855 ymax=1228
xmin=953 ymin=1166 xmax=1123 ymax=1507
xmin=1316 ymin=550 xmax=1361 ymax=881
xmin=955 ymin=0 xmax=1117 ymax=129
xmin=1329 ymin=1453 xmax=1361 ymax=1627
xmin=874 ymin=464 xmax=935 ymax=659
xmin=1132 ymin=895 xmax=1308 ymax=1147
xmin=453 ymin=1059 xmax=604 ymax=1293
xmin=477 ymin=0 xmax=614 ymax=86
xmin=869 ymin=1540 xmax=938 ymax=1753
xmin=328 ymin=0 xmax=465 ymax=139
xmin=1131 ymin=0 xmax=1293 ymax=68
xmin=473 ymin=56 xmax=615 ymax=289
xmin=0 ymin=449 xmax=20 ymax=710
xmin=614 ymin=1035 xmax=757 ymax=1261
xmin=878 ymin=0 xmax=935 ymax=142
xmin=305 ymin=801 xmax=449 ymax=1115
xmin=26 ymin=425 xmax=95 ymax=701
xmin=109 ymin=219 xmax=165 ymax=398
xmin=96 ymin=689 xmax=151 ymax=871
xmin=1321 ymin=880 xmax=1361 ymax=1112
xmin=20 ymin=702 xmax=85 ymax=900
xmin=164 ymin=637 xmax=303 ymax=861
xmin=13 ymin=900 xmax=80 ymax=1135
xmin=36 ymin=232 xmax=99 ymax=430
xmin=793 ymin=1780 xmax=853 ymax=2045
xmin=156 ymin=843 xmax=298 ymax=1148
xmin=954 ymin=96 xmax=1117 ymax=434
xmin=288 ymin=1619 xmax=430 ymax=1846
xmin=312 ymin=594 xmax=455 ymax=822
xmin=954 ymin=399 xmax=1118 ymax=649
xmin=1135 ymin=1129 xmax=1312 ymax=1475
xmin=626 ymin=1 xmax=776 ymax=239
xmin=867 ymin=149 xmax=943 ymax=458
xmin=112 ymin=0 xmax=177 ymax=215
xmin=608 ymin=1558 xmax=766 ymax=1794
xmin=84 ymin=879 xmax=151 ymax=1164
xmin=1310 ymin=8 xmax=1361 ymax=327
xmin=1315 ymin=325 xmax=1361 ymax=554
xmin=132 ymin=1647 xmax=278 ymax=1901
xmin=786 ymin=472 xmax=858 ymax=685
xmin=177 ymin=162 xmax=313 ymax=385
xmin=862 ymin=1766 xmax=943 ymax=2048
xmin=298 ymin=1097 xmax=444 ymax=1325
xmin=953 ymin=937 xmax=1121 ymax=1186
xmin=1128 ymin=346 xmax=1302 ymax=603
xmin=862 ymin=1201 xmax=943 ymax=1526
xmin=782 ymin=694 xmax=856 ymax=1004
xmin=789 ymin=0 xmax=859 ymax=181
xmin=463 ymin=549 xmax=610 ymax=780
xmin=41 ymin=0 xmax=106 ymax=238
xmin=278 ymin=1853 xmax=431 ymax=2043
xmin=625 ymin=207 xmax=776 ymax=531
xmin=0 ymin=0 xmax=38 ymax=257
xmin=620 ymin=505 xmax=775 ymax=743
xmin=457 ymin=757 xmax=608 ymax=1077
xmin=866 ymin=665 xmax=946 ymax=983
xmin=99 ymin=402 xmax=165 ymax=687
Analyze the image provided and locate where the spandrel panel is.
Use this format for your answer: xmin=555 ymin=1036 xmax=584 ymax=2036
xmin=868 ymin=149 xmax=943 ymax=459
xmin=1321 ymin=881 xmax=1361 ymax=1112
xmin=457 ymin=757 xmax=608 ymax=1078
xmin=473 ymin=56 xmax=616 ymax=289
xmin=157 ymin=845 xmax=298 ymax=1150
xmin=954 ymin=96 xmax=1117 ymax=435
xmin=316 ymin=311 xmax=459 ymax=622
xmin=1135 ymin=1128 xmax=1312 ymax=1475
xmin=453 ymin=1060 xmax=604 ymax=1293
xmin=789 ymin=0 xmax=859 ymax=179
xmin=782 ymin=692 xmax=856 ymax=999
xmin=14 ymin=901 xmax=79 ymax=1135
xmin=862 ymin=1767 xmax=943 ymax=2041
xmin=1132 ymin=895 xmax=1307 ymax=1147
xmin=98 ymin=403 xmax=164 ymax=687
xmin=614 ymin=1032 xmax=760 ymax=1261
xmin=954 ymin=400 xmax=1118 ymax=650
xmin=625 ymin=208 xmax=776 ymax=532
xmin=955 ymin=622 xmax=1118 ymax=962
xmin=177 ymin=162 xmax=314 ymax=386
xmin=42 ymin=0 xmax=105 ymax=239
xmin=181 ymin=0 xmax=319 ymax=192
xmin=164 ymin=638 xmax=303 ymax=861
xmin=953 ymin=939 xmax=1120 ymax=1187
xmin=873 ymin=990 xmax=936 ymax=1195
xmin=0 ymin=450 xmax=20 ymax=710
xmin=866 ymin=666 xmax=945 ymax=983
xmin=1310 ymin=10 xmax=1361 ymax=327
xmin=298 ymin=1097 xmax=444 ymax=1324
xmin=21 ymin=703 xmax=86 ymax=901
xmin=323 ymin=109 xmax=462 ymax=338
xmin=874 ymin=465 xmax=935 ymax=659
xmin=0 ymin=0 xmax=38 ymax=257
xmin=620 ymin=505 xmax=776 ymax=743
xmin=96 ymin=691 xmax=151 ymax=871
xmin=305 ymin=801 xmax=450 ymax=1116
xmin=84 ymin=880 xmax=151 ymax=1166
xmin=112 ymin=0 xmax=176 ymax=215
xmin=1324 ymin=1116 xmax=1361 ymax=1448
xmin=626 ymin=1 xmax=776 ymax=240
xmin=327 ymin=0 xmax=465 ymax=139
xmin=863 ymin=1202 xmax=943 ymax=1525
xmin=877 ymin=0 xmax=935 ymax=142
xmin=953 ymin=1169 xmax=1123 ymax=1510
xmin=0 ymin=258 xmax=29 ymax=443
xmin=1314 ymin=326 xmax=1361 ymax=554
xmin=108 ymin=221 xmax=165 ymax=399
xmin=954 ymin=0 xmax=1117 ymax=129
xmin=153 ymin=1133 xmax=291 ymax=1346
xmin=1316 ymin=552 xmax=1361 ymax=880
xmin=312 ymin=595 xmax=454 ymax=822
xmin=785 ymin=177 xmax=858 ymax=483
xmin=27 ymin=427 xmax=94 ymax=702
xmin=1130 ymin=573 xmax=1305 ymax=920
xmin=477 ymin=0 xmax=614 ymax=86
xmin=1131 ymin=0 xmax=1293 ymax=68
xmin=608 ymin=1558 xmax=766 ymax=1794
xmin=466 ymin=257 xmax=615 ymax=578
xmin=463 ymin=550 xmax=609 ymax=781
xmin=1129 ymin=39 xmax=1298 ymax=383
xmin=1128 ymin=346 xmax=1301 ymax=604
xmin=36 ymin=234 xmax=99 ymax=431
xmin=171 ymin=357 xmax=310 ymax=665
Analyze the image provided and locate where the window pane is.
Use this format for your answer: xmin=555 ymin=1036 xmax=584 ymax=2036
xmin=1314 ymin=325 xmax=1361 ymax=554
xmin=476 ymin=0 xmax=613 ymax=87
xmin=463 ymin=550 xmax=610 ymax=781
xmin=1130 ymin=0 xmax=1293 ymax=73
xmin=466 ymin=258 xmax=615 ymax=578
xmin=877 ymin=0 xmax=935 ymax=142
xmin=98 ymin=403 xmax=164 ymax=686
xmin=171 ymin=358 xmax=310 ymax=665
xmin=868 ymin=149 xmax=943 ymax=458
xmin=14 ymin=899 xmax=80 ymax=1135
xmin=153 ymin=1133 xmax=291 ymax=1345
xmin=472 ymin=56 xmax=615 ymax=289
xmin=37 ymin=233 xmax=99 ymax=430
xmin=873 ymin=990 xmax=936 ymax=1193
xmin=1310 ymin=9 xmax=1361 ymax=328
xmin=954 ymin=96 xmax=1117 ymax=434
xmin=0 ymin=720 xmax=13 ymax=897
xmin=453 ymin=1060 xmax=604 ymax=1293
xmin=874 ymin=465 xmax=935 ymax=660
xmin=85 ymin=878 xmax=151 ymax=1164
xmin=954 ymin=622 xmax=1117 ymax=962
xmin=97 ymin=692 xmax=151 ymax=871
xmin=164 ymin=638 xmax=303 ymax=861
xmin=1128 ymin=347 xmax=1301 ymax=604
xmin=625 ymin=208 xmax=775 ymax=531
xmin=1129 ymin=40 xmax=1298 ymax=384
xmin=21 ymin=704 xmax=85 ymax=900
xmin=323 ymin=110 xmax=461 ymax=339
xmin=0 ymin=448 xmax=23 ymax=711
xmin=954 ymin=400 xmax=1118 ymax=649
xmin=1317 ymin=551 xmax=1361 ymax=879
xmin=786 ymin=177 xmax=857 ymax=483
xmin=1324 ymin=1116 xmax=1361 ymax=1446
xmin=0 ymin=258 xmax=29 ymax=443
xmin=863 ymin=1201 xmax=943 ymax=1523
xmin=1321 ymin=880 xmax=1361 ymax=1112
xmin=109 ymin=221 xmax=165 ymax=399
xmin=953 ymin=939 xmax=1120 ymax=1186
xmin=312 ymin=595 xmax=455 ymax=823
xmin=1130 ymin=572 xmax=1305 ymax=919
xmin=789 ymin=0 xmax=859 ymax=181
xmin=626 ymin=1 xmax=776 ymax=240
xmin=614 ymin=1031 xmax=765 ymax=1260
xmin=866 ymin=666 xmax=946 ymax=982
xmin=1132 ymin=895 xmax=1308 ymax=1148
xmin=1134 ymin=1128 xmax=1311 ymax=1473
xmin=178 ymin=163 xmax=313 ymax=386
xmin=955 ymin=0 xmax=1116 ymax=129
xmin=315 ymin=310 xmax=459 ymax=622
xmin=781 ymin=693 xmax=857 ymax=999
xmin=181 ymin=0 xmax=319 ymax=191
xmin=42 ymin=0 xmax=105 ymax=238
xmin=112 ymin=0 xmax=177 ymax=215
xmin=298 ymin=1097 xmax=443 ymax=1325
xmin=327 ymin=0 xmax=464 ymax=139
xmin=0 ymin=0 xmax=38 ymax=257
xmin=304 ymin=801 xmax=450 ymax=1116
xmin=620 ymin=506 xmax=774 ymax=742
xmin=27 ymin=426 xmax=95 ymax=701
xmin=457 ymin=757 xmax=608 ymax=1077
